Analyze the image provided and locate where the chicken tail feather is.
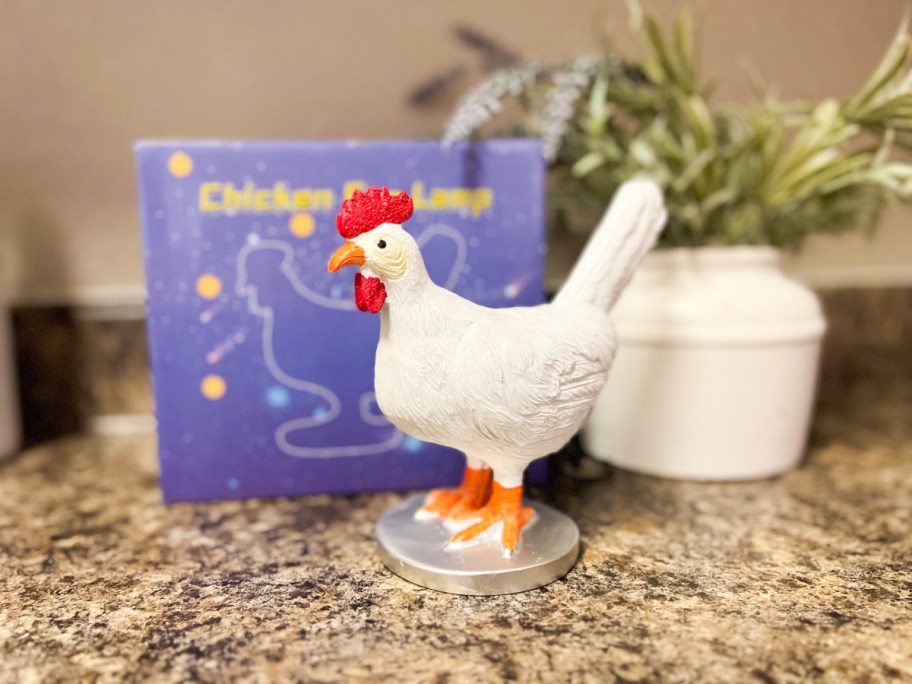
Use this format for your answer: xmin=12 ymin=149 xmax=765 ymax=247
xmin=554 ymin=180 xmax=667 ymax=312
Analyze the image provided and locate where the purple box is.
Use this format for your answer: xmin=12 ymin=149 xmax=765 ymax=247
xmin=136 ymin=140 xmax=546 ymax=502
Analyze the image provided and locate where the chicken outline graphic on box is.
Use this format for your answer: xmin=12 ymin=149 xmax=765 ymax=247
xmin=328 ymin=184 xmax=667 ymax=555
xmin=236 ymin=225 xmax=467 ymax=458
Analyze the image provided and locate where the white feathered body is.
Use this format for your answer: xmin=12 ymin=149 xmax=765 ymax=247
xmin=373 ymin=181 xmax=667 ymax=485
xmin=376 ymin=289 xmax=615 ymax=477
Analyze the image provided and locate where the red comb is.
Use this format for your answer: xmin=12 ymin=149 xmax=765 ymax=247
xmin=337 ymin=187 xmax=414 ymax=238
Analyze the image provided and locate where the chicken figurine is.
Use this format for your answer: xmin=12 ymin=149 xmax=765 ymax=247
xmin=328 ymin=182 xmax=666 ymax=557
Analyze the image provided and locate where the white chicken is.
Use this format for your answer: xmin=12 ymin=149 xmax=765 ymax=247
xmin=328 ymin=182 xmax=666 ymax=553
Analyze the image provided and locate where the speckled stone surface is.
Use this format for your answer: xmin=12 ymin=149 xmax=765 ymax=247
xmin=2 ymin=394 xmax=911 ymax=681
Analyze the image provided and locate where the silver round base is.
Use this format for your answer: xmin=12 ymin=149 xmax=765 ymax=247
xmin=376 ymin=493 xmax=580 ymax=596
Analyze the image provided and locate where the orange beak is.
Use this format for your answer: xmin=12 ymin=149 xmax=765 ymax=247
xmin=328 ymin=241 xmax=365 ymax=272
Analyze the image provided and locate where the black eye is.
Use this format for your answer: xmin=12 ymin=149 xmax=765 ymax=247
xmin=377 ymin=239 xmax=387 ymax=249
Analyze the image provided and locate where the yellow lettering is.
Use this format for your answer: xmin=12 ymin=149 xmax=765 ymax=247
xmin=410 ymin=181 xmax=427 ymax=209
xmin=471 ymin=188 xmax=493 ymax=217
xmin=199 ymin=182 xmax=221 ymax=212
xmin=194 ymin=180 xmax=488 ymax=217
xmin=272 ymin=183 xmax=291 ymax=211
xmin=312 ymin=189 xmax=334 ymax=210
xmin=241 ymin=182 xmax=255 ymax=208
xmin=405 ymin=182 xmax=494 ymax=216
xmin=253 ymin=189 xmax=271 ymax=211
xmin=450 ymin=188 xmax=470 ymax=209
xmin=222 ymin=183 xmax=241 ymax=213
xmin=430 ymin=189 xmax=450 ymax=209
xmin=293 ymin=190 xmax=312 ymax=210
xmin=343 ymin=181 xmax=367 ymax=200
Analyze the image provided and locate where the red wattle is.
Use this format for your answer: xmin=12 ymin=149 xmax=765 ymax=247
xmin=354 ymin=273 xmax=387 ymax=314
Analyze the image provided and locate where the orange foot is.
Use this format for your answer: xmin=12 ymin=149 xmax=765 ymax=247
xmin=450 ymin=482 xmax=534 ymax=555
xmin=419 ymin=466 xmax=492 ymax=519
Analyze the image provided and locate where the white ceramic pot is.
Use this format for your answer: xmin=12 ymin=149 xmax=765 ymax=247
xmin=582 ymin=246 xmax=826 ymax=481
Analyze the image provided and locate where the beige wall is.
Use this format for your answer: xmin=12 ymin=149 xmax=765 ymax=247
xmin=1 ymin=0 xmax=910 ymax=304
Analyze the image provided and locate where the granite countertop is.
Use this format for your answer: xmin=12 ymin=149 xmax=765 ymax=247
xmin=2 ymin=396 xmax=911 ymax=682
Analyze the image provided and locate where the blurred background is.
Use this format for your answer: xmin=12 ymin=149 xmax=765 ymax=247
xmin=1 ymin=0 xmax=911 ymax=306
xmin=2 ymin=0 xmax=912 ymax=451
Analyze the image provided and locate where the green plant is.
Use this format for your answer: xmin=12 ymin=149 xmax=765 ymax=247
xmin=442 ymin=8 xmax=912 ymax=249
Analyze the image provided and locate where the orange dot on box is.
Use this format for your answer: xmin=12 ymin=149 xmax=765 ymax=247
xmin=201 ymin=374 xmax=227 ymax=400
xmin=289 ymin=213 xmax=315 ymax=238
xmin=168 ymin=152 xmax=193 ymax=178
xmin=196 ymin=274 xmax=222 ymax=300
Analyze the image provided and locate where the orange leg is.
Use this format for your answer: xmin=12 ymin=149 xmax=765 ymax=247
xmin=450 ymin=482 xmax=534 ymax=554
xmin=419 ymin=466 xmax=492 ymax=519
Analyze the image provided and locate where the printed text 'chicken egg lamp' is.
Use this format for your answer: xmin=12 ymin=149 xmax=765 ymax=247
xmin=327 ymin=184 xmax=667 ymax=595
